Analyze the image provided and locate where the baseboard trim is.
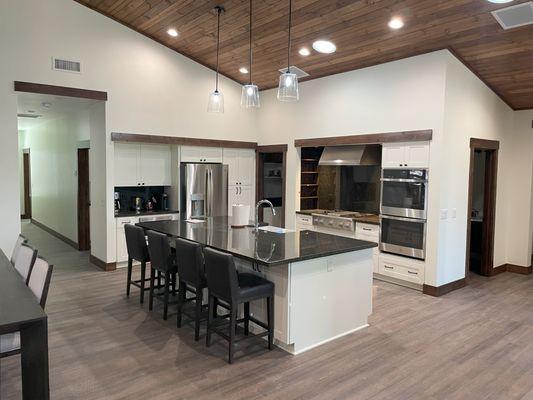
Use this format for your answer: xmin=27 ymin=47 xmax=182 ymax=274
xmin=423 ymin=278 xmax=467 ymax=297
xmin=90 ymin=254 xmax=116 ymax=272
xmin=491 ymin=264 xmax=508 ymax=276
xmin=495 ymin=263 xmax=532 ymax=276
xmin=31 ymin=218 xmax=78 ymax=250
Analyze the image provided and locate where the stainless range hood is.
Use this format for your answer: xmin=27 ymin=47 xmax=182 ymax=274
xmin=318 ymin=145 xmax=381 ymax=166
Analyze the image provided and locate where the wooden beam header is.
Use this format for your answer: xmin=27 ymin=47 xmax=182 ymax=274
xmin=294 ymin=130 xmax=433 ymax=148
xmin=14 ymin=81 xmax=108 ymax=101
xmin=111 ymin=132 xmax=257 ymax=149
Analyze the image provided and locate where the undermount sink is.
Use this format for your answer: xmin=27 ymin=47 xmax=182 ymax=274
xmin=257 ymin=226 xmax=293 ymax=234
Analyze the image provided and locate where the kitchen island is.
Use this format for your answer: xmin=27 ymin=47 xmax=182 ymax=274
xmin=137 ymin=218 xmax=377 ymax=354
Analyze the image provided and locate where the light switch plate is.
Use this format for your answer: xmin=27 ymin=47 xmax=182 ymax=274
xmin=451 ymin=208 xmax=457 ymax=219
xmin=440 ymin=209 xmax=448 ymax=220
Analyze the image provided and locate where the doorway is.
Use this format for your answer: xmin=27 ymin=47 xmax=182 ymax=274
xmin=21 ymin=149 xmax=32 ymax=219
xmin=466 ymin=138 xmax=499 ymax=277
xmin=256 ymin=145 xmax=287 ymax=228
xmin=77 ymin=148 xmax=91 ymax=251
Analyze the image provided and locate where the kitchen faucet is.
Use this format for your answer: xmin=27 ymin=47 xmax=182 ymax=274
xmin=254 ymin=199 xmax=276 ymax=232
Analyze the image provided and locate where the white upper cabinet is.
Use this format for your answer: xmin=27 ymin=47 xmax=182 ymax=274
xmin=382 ymin=142 xmax=430 ymax=168
xmin=114 ymin=143 xmax=140 ymax=187
xmin=181 ymin=146 xmax=222 ymax=163
xmin=139 ymin=144 xmax=171 ymax=186
xmin=223 ymin=148 xmax=256 ymax=186
xmin=114 ymin=143 xmax=171 ymax=187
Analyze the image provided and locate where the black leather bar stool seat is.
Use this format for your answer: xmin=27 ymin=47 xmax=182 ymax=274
xmin=175 ymin=238 xmax=208 ymax=341
xmin=124 ymin=224 xmax=151 ymax=304
xmin=146 ymin=230 xmax=178 ymax=320
xmin=204 ymin=247 xmax=274 ymax=364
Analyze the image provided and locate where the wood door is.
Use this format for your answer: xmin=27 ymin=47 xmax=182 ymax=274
xmin=77 ymin=148 xmax=91 ymax=251
xmin=466 ymin=139 xmax=499 ymax=277
xmin=21 ymin=151 xmax=32 ymax=219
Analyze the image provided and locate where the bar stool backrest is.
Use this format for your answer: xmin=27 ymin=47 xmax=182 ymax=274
xmin=125 ymin=224 xmax=150 ymax=262
xmin=10 ymin=234 xmax=27 ymax=265
xmin=14 ymin=244 xmax=38 ymax=284
xmin=175 ymin=238 xmax=205 ymax=286
xmin=204 ymin=247 xmax=239 ymax=304
xmin=28 ymin=257 xmax=54 ymax=308
xmin=146 ymin=230 xmax=173 ymax=272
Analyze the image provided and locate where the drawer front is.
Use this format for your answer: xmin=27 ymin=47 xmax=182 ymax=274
xmin=379 ymin=259 xmax=424 ymax=284
xmin=356 ymin=231 xmax=379 ymax=244
xmin=356 ymin=223 xmax=379 ymax=237
xmin=296 ymin=214 xmax=313 ymax=226
xmin=116 ymin=217 xmax=138 ymax=227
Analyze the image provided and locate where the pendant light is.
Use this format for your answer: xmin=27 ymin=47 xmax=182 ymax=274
xmin=241 ymin=0 xmax=260 ymax=108
xmin=277 ymin=0 xmax=298 ymax=102
xmin=207 ymin=6 xmax=224 ymax=113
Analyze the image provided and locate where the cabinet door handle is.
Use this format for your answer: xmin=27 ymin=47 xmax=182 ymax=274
xmin=239 ymin=187 xmax=242 ymax=195
xmin=384 ymin=265 xmax=394 ymax=270
xmin=362 ymin=227 xmax=372 ymax=231
xmin=408 ymin=270 xmax=418 ymax=275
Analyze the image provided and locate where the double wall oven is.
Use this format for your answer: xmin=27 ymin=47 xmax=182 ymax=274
xmin=380 ymin=169 xmax=428 ymax=260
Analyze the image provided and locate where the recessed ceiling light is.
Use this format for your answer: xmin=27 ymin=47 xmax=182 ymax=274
xmin=42 ymin=102 xmax=52 ymax=108
xmin=488 ymin=0 xmax=513 ymax=3
xmin=299 ymin=47 xmax=311 ymax=56
xmin=312 ymin=40 xmax=336 ymax=54
xmin=239 ymin=67 xmax=249 ymax=74
xmin=167 ymin=28 xmax=178 ymax=37
xmin=388 ymin=17 xmax=404 ymax=29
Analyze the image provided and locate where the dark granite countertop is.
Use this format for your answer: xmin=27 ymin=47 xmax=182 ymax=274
xmin=137 ymin=217 xmax=376 ymax=267
xmin=296 ymin=210 xmax=380 ymax=226
xmin=115 ymin=210 xmax=179 ymax=218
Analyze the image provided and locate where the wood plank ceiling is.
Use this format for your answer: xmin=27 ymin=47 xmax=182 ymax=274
xmin=74 ymin=0 xmax=533 ymax=110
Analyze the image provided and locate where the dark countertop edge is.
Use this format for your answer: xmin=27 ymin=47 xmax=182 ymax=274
xmin=115 ymin=210 xmax=179 ymax=218
xmin=220 ymin=241 xmax=378 ymax=267
xmin=258 ymin=242 xmax=378 ymax=266
xmin=296 ymin=210 xmax=380 ymax=226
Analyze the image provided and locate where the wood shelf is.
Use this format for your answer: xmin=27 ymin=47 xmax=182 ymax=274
xmin=302 ymin=158 xmax=319 ymax=162
xmin=301 ymin=184 xmax=319 ymax=187
xmin=301 ymin=171 xmax=318 ymax=174
xmin=300 ymin=196 xmax=319 ymax=200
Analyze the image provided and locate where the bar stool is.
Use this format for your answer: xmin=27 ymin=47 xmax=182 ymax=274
xmin=124 ymin=224 xmax=151 ymax=304
xmin=175 ymin=238 xmax=207 ymax=341
xmin=204 ymin=247 xmax=275 ymax=364
xmin=146 ymin=230 xmax=178 ymax=320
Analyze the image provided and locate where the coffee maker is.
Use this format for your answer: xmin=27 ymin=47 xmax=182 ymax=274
xmin=114 ymin=192 xmax=121 ymax=215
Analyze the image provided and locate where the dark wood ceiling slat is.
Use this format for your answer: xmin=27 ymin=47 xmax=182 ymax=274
xmin=74 ymin=0 xmax=533 ymax=110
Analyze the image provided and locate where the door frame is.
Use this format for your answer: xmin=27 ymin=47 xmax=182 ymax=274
xmin=77 ymin=147 xmax=91 ymax=251
xmin=256 ymin=145 xmax=288 ymax=228
xmin=21 ymin=149 xmax=32 ymax=219
xmin=465 ymin=138 xmax=499 ymax=277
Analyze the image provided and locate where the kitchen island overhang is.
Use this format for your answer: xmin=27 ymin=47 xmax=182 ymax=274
xmin=137 ymin=218 xmax=376 ymax=354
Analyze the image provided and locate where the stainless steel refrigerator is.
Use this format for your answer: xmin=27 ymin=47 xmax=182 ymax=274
xmin=180 ymin=163 xmax=228 ymax=219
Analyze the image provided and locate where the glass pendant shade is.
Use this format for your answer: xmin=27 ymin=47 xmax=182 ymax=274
xmin=207 ymin=90 xmax=224 ymax=113
xmin=277 ymin=71 xmax=299 ymax=101
xmin=241 ymin=84 xmax=260 ymax=108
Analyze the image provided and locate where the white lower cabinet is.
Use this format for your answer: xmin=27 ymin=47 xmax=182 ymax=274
xmin=378 ymin=253 xmax=425 ymax=286
xmin=355 ymin=222 xmax=380 ymax=273
xmin=228 ymin=185 xmax=254 ymax=220
xmin=115 ymin=214 xmax=178 ymax=265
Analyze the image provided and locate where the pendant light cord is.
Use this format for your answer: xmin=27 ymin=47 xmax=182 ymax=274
xmin=249 ymin=0 xmax=253 ymax=85
xmin=215 ymin=7 xmax=221 ymax=92
xmin=287 ymin=0 xmax=292 ymax=73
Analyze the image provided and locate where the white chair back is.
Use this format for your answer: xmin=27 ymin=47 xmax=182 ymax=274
xmin=28 ymin=257 xmax=53 ymax=308
xmin=14 ymin=244 xmax=37 ymax=284
xmin=10 ymin=234 xmax=27 ymax=265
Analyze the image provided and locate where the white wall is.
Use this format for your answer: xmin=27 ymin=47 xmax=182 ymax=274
xmin=438 ymin=52 xmax=515 ymax=284
xmin=19 ymin=109 xmax=91 ymax=243
xmin=19 ymin=131 xmax=26 ymax=215
xmin=258 ymin=51 xmax=448 ymax=286
xmin=0 ymin=0 xmax=258 ymax=260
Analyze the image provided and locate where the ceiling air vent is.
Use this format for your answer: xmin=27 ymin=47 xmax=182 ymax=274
xmin=278 ymin=65 xmax=309 ymax=79
xmin=492 ymin=2 xmax=533 ymax=30
xmin=52 ymin=57 xmax=81 ymax=73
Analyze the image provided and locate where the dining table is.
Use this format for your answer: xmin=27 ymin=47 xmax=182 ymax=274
xmin=0 ymin=248 xmax=49 ymax=399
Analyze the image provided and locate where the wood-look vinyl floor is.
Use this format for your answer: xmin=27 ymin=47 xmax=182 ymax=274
xmin=2 ymin=222 xmax=533 ymax=399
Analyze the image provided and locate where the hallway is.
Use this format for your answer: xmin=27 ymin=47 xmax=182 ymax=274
xmin=2 ymin=222 xmax=533 ymax=399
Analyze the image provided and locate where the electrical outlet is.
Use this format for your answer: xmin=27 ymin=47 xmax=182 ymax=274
xmin=440 ymin=209 xmax=448 ymax=220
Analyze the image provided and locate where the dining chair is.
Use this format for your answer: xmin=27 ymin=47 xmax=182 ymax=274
xmin=1 ymin=257 xmax=53 ymax=358
xmin=14 ymin=243 xmax=38 ymax=284
xmin=10 ymin=234 xmax=27 ymax=265
xmin=124 ymin=224 xmax=151 ymax=304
